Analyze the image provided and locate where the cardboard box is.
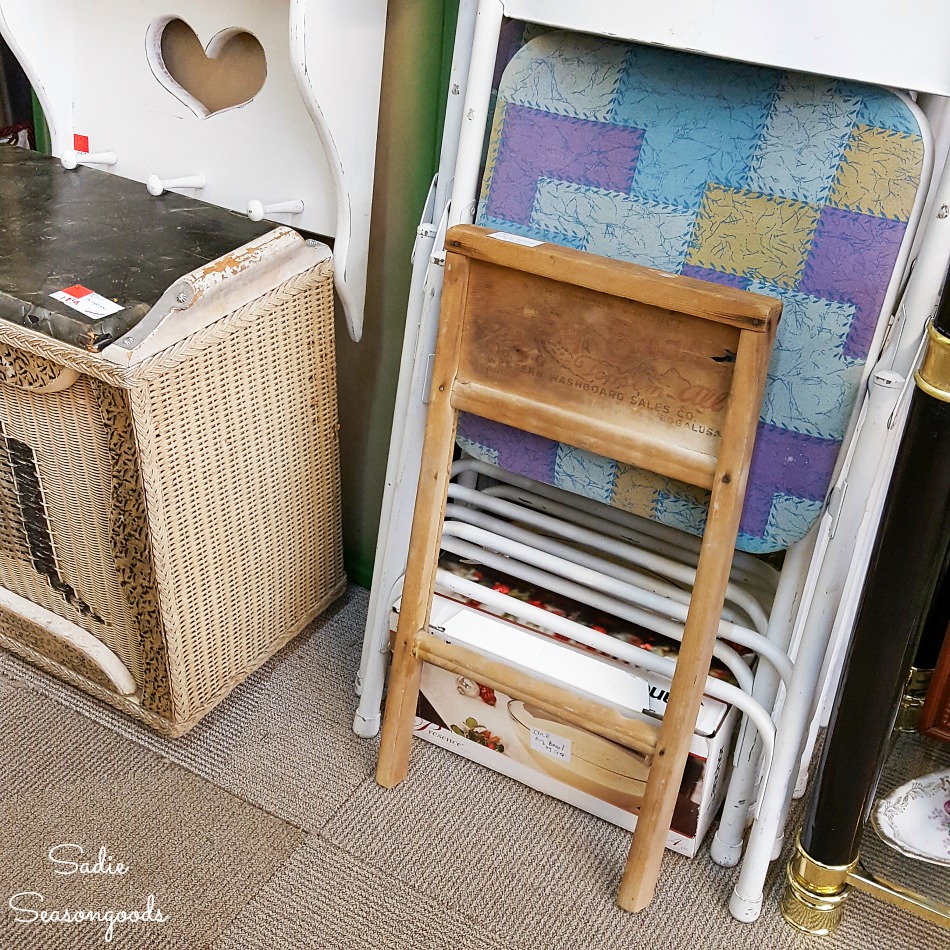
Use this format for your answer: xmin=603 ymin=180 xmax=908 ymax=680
xmin=394 ymin=560 xmax=740 ymax=857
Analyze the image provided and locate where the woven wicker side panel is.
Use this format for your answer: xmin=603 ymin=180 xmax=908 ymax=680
xmin=0 ymin=371 xmax=146 ymax=681
xmin=0 ymin=628 xmax=188 ymax=737
xmin=131 ymin=262 xmax=344 ymax=723
xmin=90 ymin=380 xmax=173 ymax=719
xmin=0 ymin=343 xmax=76 ymax=391
xmin=0 ymin=321 xmax=129 ymax=388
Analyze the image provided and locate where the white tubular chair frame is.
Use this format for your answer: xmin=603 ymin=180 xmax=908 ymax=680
xmin=444 ymin=489 xmax=772 ymax=634
xmin=358 ymin=0 xmax=950 ymax=922
xmin=433 ymin=570 xmax=778 ymax=765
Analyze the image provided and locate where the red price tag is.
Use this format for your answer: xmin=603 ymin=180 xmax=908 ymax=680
xmin=60 ymin=284 xmax=93 ymax=299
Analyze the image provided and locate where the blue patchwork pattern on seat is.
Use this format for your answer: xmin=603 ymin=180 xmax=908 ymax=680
xmin=460 ymin=30 xmax=925 ymax=553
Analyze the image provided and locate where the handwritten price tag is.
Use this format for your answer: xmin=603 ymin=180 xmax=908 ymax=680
xmin=530 ymin=727 xmax=571 ymax=763
xmin=50 ymin=285 xmax=124 ymax=318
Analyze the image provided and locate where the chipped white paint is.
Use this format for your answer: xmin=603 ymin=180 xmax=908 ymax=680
xmin=103 ymin=228 xmax=330 ymax=366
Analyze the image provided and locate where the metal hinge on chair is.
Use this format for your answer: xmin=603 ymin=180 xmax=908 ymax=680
xmin=825 ymin=482 xmax=847 ymax=540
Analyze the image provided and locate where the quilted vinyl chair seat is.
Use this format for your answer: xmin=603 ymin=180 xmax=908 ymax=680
xmin=458 ymin=31 xmax=925 ymax=553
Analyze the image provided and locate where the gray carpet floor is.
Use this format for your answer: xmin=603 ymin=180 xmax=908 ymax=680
xmin=0 ymin=586 xmax=947 ymax=949
xmin=0 ymin=679 xmax=304 ymax=950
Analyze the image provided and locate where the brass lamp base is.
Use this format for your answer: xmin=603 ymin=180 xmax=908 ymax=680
xmin=782 ymin=835 xmax=950 ymax=935
xmin=895 ymin=666 xmax=934 ymax=733
xmin=781 ymin=836 xmax=855 ymax=935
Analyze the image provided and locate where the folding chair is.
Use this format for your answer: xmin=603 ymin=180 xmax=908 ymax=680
xmin=358 ymin=0 xmax=950 ymax=921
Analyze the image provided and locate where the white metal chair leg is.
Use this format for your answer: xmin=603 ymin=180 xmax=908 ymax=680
xmin=354 ymin=254 xmax=446 ymax=735
xmin=792 ymin=375 xmax=910 ymax=791
xmin=710 ymin=530 xmax=817 ymax=867
xmin=432 ymin=0 xmax=480 ymax=218
xmin=446 ymin=0 xmax=505 ymax=228
xmin=726 ymin=366 xmax=905 ymax=919
xmin=728 ymin=659 xmax=825 ymax=922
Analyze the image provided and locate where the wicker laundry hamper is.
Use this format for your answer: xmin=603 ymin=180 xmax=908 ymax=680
xmin=0 ymin=147 xmax=345 ymax=735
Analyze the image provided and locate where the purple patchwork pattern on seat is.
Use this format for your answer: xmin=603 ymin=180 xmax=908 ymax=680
xmin=457 ymin=415 xmax=558 ymax=483
xmin=483 ymin=104 xmax=644 ymax=226
xmin=466 ymin=32 xmax=925 ymax=552
xmin=738 ymin=423 xmax=842 ymax=537
xmin=799 ymin=207 xmax=907 ymax=360
xmin=680 ymin=264 xmax=752 ymax=290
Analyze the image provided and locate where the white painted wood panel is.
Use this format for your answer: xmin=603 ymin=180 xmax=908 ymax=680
xmin=0 ymin=0 xmax=388 ymax=340
xmin=503 ymin=0 xmax=950 ymax=95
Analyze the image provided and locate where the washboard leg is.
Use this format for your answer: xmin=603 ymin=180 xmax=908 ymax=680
xmin=376 ymin=254 xmax=470 ymax=788
xmin=618 ymin=325 xmax=775 ymax=910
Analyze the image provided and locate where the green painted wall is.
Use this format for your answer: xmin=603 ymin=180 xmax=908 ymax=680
xmin=336 ymin=1 xmax=459 ymax=588
xmin=31 ymin=91 xmax=50 ymax=154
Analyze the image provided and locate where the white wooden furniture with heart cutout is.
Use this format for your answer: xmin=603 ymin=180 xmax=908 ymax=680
xmin=0 ymin=0 xmax=388 ymax=340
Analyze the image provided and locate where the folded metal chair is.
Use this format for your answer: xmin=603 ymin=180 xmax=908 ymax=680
xmin=453 ymin=26 xmax=935 ymax=896
xmin=358 ymin=0 xmax=950 ymax=921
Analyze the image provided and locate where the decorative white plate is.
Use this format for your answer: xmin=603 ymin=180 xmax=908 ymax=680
xmin=871 ymin=768 xmax=950 ymax=866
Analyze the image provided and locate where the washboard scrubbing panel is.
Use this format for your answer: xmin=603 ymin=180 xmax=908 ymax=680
xmin=377 ymin=224 xmax=781 ymax=912
xmin=459 ymin=31 xmax=926 ymax=553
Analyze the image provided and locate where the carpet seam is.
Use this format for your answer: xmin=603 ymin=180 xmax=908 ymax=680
xmin=6 ymin=658 xmax=312 ymax=834
xmin=205 ymin=832 xmax=316 ymax=950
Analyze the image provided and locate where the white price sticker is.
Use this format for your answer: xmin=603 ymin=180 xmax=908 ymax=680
xmin=50 ymin=284 xmax=124 ymax=318
xmin=488 ymin=231 xmax=544 ymax=248
xmin=530 ymin=727 xmax=571 ymax=762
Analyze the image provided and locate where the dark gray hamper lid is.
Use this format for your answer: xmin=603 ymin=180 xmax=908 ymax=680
xmin=0 ymin=146 xmax=277 ymax=350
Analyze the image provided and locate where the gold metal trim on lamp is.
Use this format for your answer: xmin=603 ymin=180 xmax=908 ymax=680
xmin=782 ymin=835 xmax=950 ymax=934
xmin=915 ymin=320 xmax=950 ymax=402
xmin=848 ymin=867 xmax=950 ymax=929
xmin=781 ymin=835 xmax=856 ymax=935
xmin=896 ymin=666 xmax=934 ymax=732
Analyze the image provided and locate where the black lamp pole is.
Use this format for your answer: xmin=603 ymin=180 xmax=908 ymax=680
xmin=782 ymin=270 xmax=950 ymax=933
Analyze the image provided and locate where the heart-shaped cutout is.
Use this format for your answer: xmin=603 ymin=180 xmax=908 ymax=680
xmin=148 ymin=18 xmax=267 ymax=119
